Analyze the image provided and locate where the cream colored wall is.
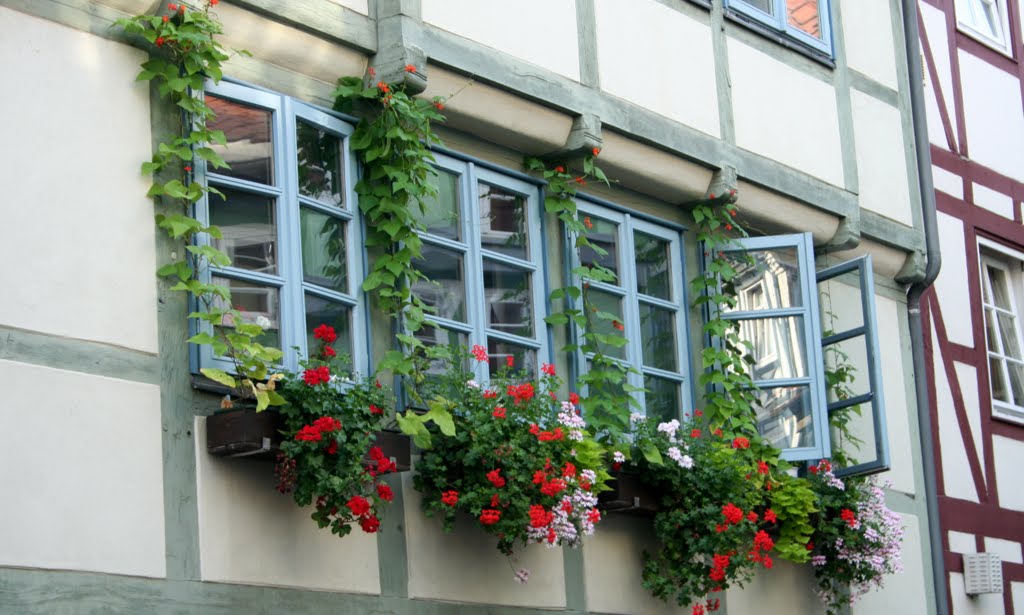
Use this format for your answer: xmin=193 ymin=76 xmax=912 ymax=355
xmin=933 ymin=324 xmax=982 ymax=503
xmin=840 ymin=0 xmax=899 ymax=89
xmin=726 ymin=560 xmax=821 ymax=614
xmin=0 ymin=6 xmax=157 ymax=354
xmin=920 ymin=2 xmax=958 ymax=150
xmin=850 ymin=90 xmax=914 ymax=225
xmin=993 ymin=435 xmax=1024 ymax=511
xmin=959 ymin=50 xmax=1024 ymax=182
xmin=422 ymin=0 xmax=580 ymax=81
xmin=932 ymin=213 xmax=975 ymax=346
xmin=972 ymin=182 xmax=1015 ymax=219
xmin=950 ymin=572 xmax=1007 ymax=614
xmin=851 ymin=514 xmax=930 ymax=615
xmin=594 ymin=0 xmax=719 ymax=137
xmin=0 ymin=360 xmax=165 ymax=577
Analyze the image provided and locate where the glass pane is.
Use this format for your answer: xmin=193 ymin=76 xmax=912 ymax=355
xmin=415 ymin=168 xmax=460 ymax=240
xmin=412 ymin=244 xmax=466 ymax=322
xmin=483 ymin=259 xmax=533 ymax=337
xmin=644 ymin=375 xmax=680 ymax=423
xmin=586 ymin=289 xmax=626 ymax=360
xmin=209 ymin=187 xmax=276 ymax=274
xmin=300 ymin=208 xmax=346 ymax=293
xmin=1009 ymin=360 xmax=1024 ymax=407
xmin=304 ymin=294 xmax=352 ymax=363
xmin=738 ymin=316 xmax=808 ymax=381
xmin=997 ymin=312 xmax=1023 ymax=359
xmin=639 ymin=303 xmax=677 ymax=371
xmin=830 ymin=400 xmax=878 ymax=468
xmin=754 ymin=385 xmax=815 ymax=449
xmin=990 ymin=355 xmax=1010 ymax=403
xmin=817 ymin=277 xmax=865 ymax=333
xmin=823 ymin=336 xmax=869 ymax=401
xmin=744 ymin=0 xmax=774 ymax=14
xmin=985 ymin=308 xmax=1000 ymax=351
xmin=988 ymin=265 xmax=1011 ymax=309
xmin=579 ymin=216 xmax=619 ymax=281
xmin=414 ymin=325 xmax=468 ymax=380
xmin=206 ymin=95 xmax=273 ymax=185
xmin=723 ymin=247 xmax=802 ymax=313
xmin=488 ymin=339 xmax=537 ymax=379
xmin=212 ymin=276 xmax=280 ymax=349
xmin=787 ymin=0 xmax=823 ymax=39
xmin=635 ymin=231 xmax=672 ymax=300
xmin=296 ymin=121 xmax=343 ymax=207
xmin=479 ymin=183 xmax=528 ymax=260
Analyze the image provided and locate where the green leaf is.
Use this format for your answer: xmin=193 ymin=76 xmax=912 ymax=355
xmin=425 ymin=399 xmax=456 ymax=436
xmin=254 ymin=389 xmax=270 ymax=411
xmin=639 ymin=439 xmax=663 ymax=465
xmin=200 ymin=368 xmax=236 ymax=388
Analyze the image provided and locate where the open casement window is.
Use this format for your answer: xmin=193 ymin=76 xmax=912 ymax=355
xmin=408 ymin=151 xmax=549 ymax=382
xmin=978 ymin=239 xmax=1024 ymax=425
xmin=570 ymin=199 xmax=694 ymax=423
xmin=194 ymin=80 xmax=368 ymax=374
xmin=714 ymin=233 xmax=888 ymax=470
xmin=726 ymin=0 xmax=833 ymax=55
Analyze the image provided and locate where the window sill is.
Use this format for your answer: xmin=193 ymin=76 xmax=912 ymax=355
xmin=724 ymin=8 xmax=836 ymax=69
xmin=992 ymin=401 xmax=1024 ymax=427
xmin=956 ymin=22 xmax=1015 ymax=60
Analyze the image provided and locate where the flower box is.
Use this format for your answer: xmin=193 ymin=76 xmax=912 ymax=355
xmin=597 ymin=471 xmax=659 ymax=515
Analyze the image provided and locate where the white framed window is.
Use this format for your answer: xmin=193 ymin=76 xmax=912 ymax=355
xmin=955 ymin=0 xmax=1013 ymax=55
xmin=979 ymin=238 xmax=1024 ymax=425
xmin=725 ymin=0 xmax=833 ymax=56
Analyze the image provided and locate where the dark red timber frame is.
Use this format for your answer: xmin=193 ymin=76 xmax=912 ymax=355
xmin=919 ymin=0 xmax=1024 ymax=611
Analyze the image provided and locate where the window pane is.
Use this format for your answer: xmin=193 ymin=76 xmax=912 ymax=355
xmin=738 ymin=316 xmax=808 ymax=381
xmin=415 ymin=169 xmax=460 ymax=240
xmin=754 ymin=385 xmax=815 ymax=449
xmin=787 ymin=0 xmax=823 ymax=39
xmin=483 ymin=259 xmax=533 ymax=337
xmin=304 ymin=294 xmax=352 ymax=363
xmin=579 ymin=216 xmax=619 ymax=281
xmin=988 ymin=265 xmax=1012 ymax=309
xmin=985 ymin=307 xmax=1001 ymax=351
xmin=413 ymin=244 xmax=466 ymax=322
xmin=206 ymin=95 xmax=274 ymax=185
xmin=300 ymin=208 xmax=346 ymax=293
xmin=479 ymin=183 xmax=528 ymax=260
xmin=586 ymin=289 xmax=626 ymax=360
xmin=635 ymin=231 xmax=671 ymax=300
xmin=296 ymin=121 xmax=343 ymax=207
xmin=639 ymin=303 xmax=677 ymax=372
xmin=990 ymin=356 xmax=1010 ymax=403
xmin=743 ymin=0 xmax=775 ymax=14
xmin=487 ymin=339 xmax=537 ymax=379
xmin=830 ymin=400 xmax=878 ymax=467
xmin=997 ymin=312 xmax=1023 ymax=359
xmin=1009 ymin=360 xmax=1024 ymax=406
xmin=414 ymin=324 xmax=468 ymax=378
xmin=723 ymin=247 xmax=802 ymax=312
xmin=644 ymin=375 xmax=680 ymax=423
xmin=212 ymin=276 xmax=280 ymax=349
xmin=209 ymin=187 xmax=277 ymax=274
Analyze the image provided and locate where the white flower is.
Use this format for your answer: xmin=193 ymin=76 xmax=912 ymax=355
xmin=465 ymin=379 xmax=480 ymax=389
xmin=613 ymin=451 xmax=626 ymax=463
xmin=514 ymin=568 xmax=530 ymax=584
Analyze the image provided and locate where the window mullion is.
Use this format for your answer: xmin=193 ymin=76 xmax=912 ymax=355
xmin=463 ymin=162 xmax=489 ymax=383
xmin=280 ymin=97 xmax=306 ymax=370
xmin=620 ymin=215 xmax=646 ymax=410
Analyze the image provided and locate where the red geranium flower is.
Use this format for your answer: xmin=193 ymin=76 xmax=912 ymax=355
xmin=360 ymin=515 xmax=380 ymax=533
xmin=479 ymin=509 xmax=501 ymax=525
xmin=369 ymin=404 xmax=383 ymax=415
xmin=492 ymin=406 xmax=506 ymax=419
xmin=764 ymin=508 xmax=777 ymax=523
xmin=506 ymin=356 xmax=514 ymax=368
xmin=721 ymin=503 xmax=743 ymax=525
xmin=757 ymin=460 xmax=770 ymax=475
xmin=732 ymin=437 xmax=749 ymax=449
xmin=368 ymin=446 xmax=385 ymax=461
xmin=346 ymin=495 xmax=371 ymax=517
xmin=568 ymin=392 xmax=580 ymax=405
xmin=541 ymin=363 xmax=555 ymax=376
xmin=295 ymin=425 xmax=322 ymax=442
xmin=588 ymin=509 xmax=601 ymax=524
xmin=404 ymin=64 xmax=416 ymax=73
xmin=376 ymin=483 xmax=394 ymax=502
xmin=529 ymin=504 xmax=553 ymax=528
xmin=691 ymin=429 xmax=701 ymax=438
xmin=313 ymin=324 xmax=337 ymax=343
xmin=471 ymin=344 xmax=488 ymax=362
xmin=322 ymin=346 xmax=337 ymax=358
xmin=592 ymin=146 xmax=601 ymax=156
xmin=441 ymin=490 xmax=459 ymax=506
xmin=325 ymin=441 xmax=338 ymax=455
xmin=312 ymin=416 xmax=341 ymax=433
xmin=486 ymin=469 xmax=506 ymax=488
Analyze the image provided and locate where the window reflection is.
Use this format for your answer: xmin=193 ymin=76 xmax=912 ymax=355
xmin=787 ymin=0 xmax=822 ymax=39
xmin=209 ymin=188 xmax=277 ymax=274
xmin=479 ymin=183 xmax=527 ymax=260
xmin=412 ymin=244 xmax=466 ymax=322
xmin=206 ymin=94 xmax=274 ymax=185
xmin=296 ymin=121 xmax=343 ymax=206
xmin=483 ymin=259 xmax=533 ymax=337
xmin=754 ymin=386 xmax=815 ymax=449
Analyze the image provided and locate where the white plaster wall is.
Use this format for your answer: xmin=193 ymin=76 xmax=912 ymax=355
xmin=0 ymin=7 xmax=157 ymax=353
xmin=730 ymin=38 xmax=844 ymax=186
xmin=422 ymin=0 xmax=580 ymax=81
xmin=726 ymin=560 xmax=821 ymax=614
xmin=949 ymin=530 xmax=977 ymax=554
xmin=595 ymin=0 xmax=719 ymax=137
xmin=877 ymin=294 xmax=917 ymax=495
xmin=984 ymin=537 xmax=1023 ymax=564
xmin=194 ymin=417 xmax=381 ymax=593
xmin=954 ymin=361 xmax=984 ymax=475
xmin=933 ymin=322 xmax=981 ymax=502
xmin=852 ymin=514 xmax=930 ymax=615
xmin=1014 ymin=581 xmax=1024 ymax=614
xmin=850 ymin=90 xmax=914 ymax=225
xmin=993 ymin=435 xmax=1024 ymax=511
xmin=920 ymin=2 xmax=958 ymax=151
xmin=933 ymin=212 xmax=975 ymax=347
xmin=0 ymin=360 xmax=165 ymax=577
xmin=950 ymin=572 xmax=1006 ymax=614
xmin=973 ymin=183 xmax=1015 ymax=219
xmin=840 ymin=0 xmax=899 ymax=89
xmin=403 ymin=473 xmax=566 ymax=608
xmin=933 ymin=165 xmax=965 ymax=199
xmin=960 ymin=50 xmax=1024 ymax=182
xmin=583 ymin=515 xmax=687 ymax=615
xmin=325 ymin=0 xmax=368 ymax=14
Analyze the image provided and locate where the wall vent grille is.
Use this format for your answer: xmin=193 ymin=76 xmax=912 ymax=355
xmin=963 ymin=553 xmax=1003 ymax=595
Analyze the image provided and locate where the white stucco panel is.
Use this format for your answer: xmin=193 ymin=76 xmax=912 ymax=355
xmin=920 ymin=2 xmax=958 ymax=150
xmin=0 ymin=7 xmax=157 ymax=353
xmin=195 ymin=418 xmax=381 ymax=593
xmin=948 ymin=530 xmax=977 ymax=554
xmin=993 ymin=435 xmax=1024 ymax=511
xmin=0 ymin=360 xmax=165 ymax=577
xmin=324 ymin=0 xmax=368 ymax=14
xmin=984 ymin=537 xmax=1023 ymax=564
xmin=875 ymin=295 xmax=916 ymax=494
xmin=933 ymin=323 xmax=982 ymax=502
xmin=595 ymin=0 xmax=719 ymax=137
xmin=950 ymin=572 xmax=1007 ymax=614
xmin=852 ymin=514 xmax=929 ymax=615
xmin=730 ymin=38 xmax=844 ymax=186
xmin=954 ymin=361 xmax=984 ymax=477
xmin=933 ymin=212 xmax=975 ymax=346
xmin=960 ymin=50 xmax=1024 ymax=182
xmin=933 ymin=165 xmax=965 ymax=199
xmin=422 ymin=0 xmax=580 ymax=81
xmin=1014 ymin=582 xmax=1024 ymax=614
xmin=727 ymin=560 xmax=821 ymax=614
xmin=840 ymin=0 xmax=898 ymax=89
xmin=850 ymin=90 xmax=914 ymax=225
xmin=973 ymin=183 xmax=1015 ymax=219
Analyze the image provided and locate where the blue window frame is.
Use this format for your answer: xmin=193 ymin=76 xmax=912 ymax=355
xmin=411 ymin=152 xmax=549 ymax=380
xmin=726 ymin=0 xmax=833 ymax=56
xmin=194 ymin=80 xmax=368 ymax=374
xmin=569 ymin=199 xmax=695 ymax=423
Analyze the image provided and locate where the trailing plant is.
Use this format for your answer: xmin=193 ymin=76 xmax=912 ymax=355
xmin=411 ymin=347 xmax=610 ymax=579
xmin=115 ymin=1 xmax=283 ymax=409
xmin=524 ymin=154 xmax=639 ymax=440
xmin=275 ymin=324 xmax=398 ymax=537
xmin=805 ymin=459 xmax=904 ymax=614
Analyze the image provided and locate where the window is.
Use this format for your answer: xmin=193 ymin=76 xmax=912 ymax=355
xmin=570 ymin=200 xmax=694 ymax=423
xmin=955 ymin=0 xmax=1012 ymax=54
xmin=726 ymin=0 xmax=833 ymax=56
xmin=194 ymin=81 xmax=368 ymax=373
xmin=411 ymin=152 xmax=549 ymax=380
xmin=979 ymin=238 xmax=1024 ymax=425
